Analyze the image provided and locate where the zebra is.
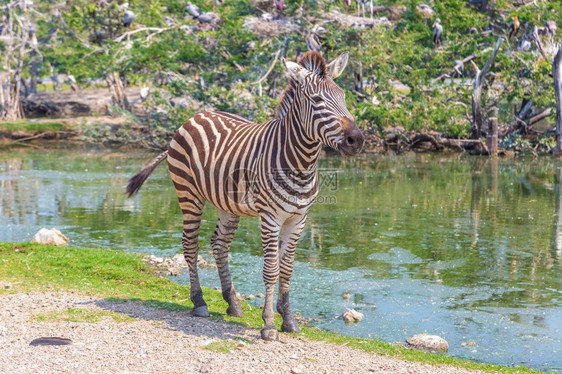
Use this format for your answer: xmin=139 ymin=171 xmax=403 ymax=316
xmin=127 ymin=51 xmax=365 ymax=341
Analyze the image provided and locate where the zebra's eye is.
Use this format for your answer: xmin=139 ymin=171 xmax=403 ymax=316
xmin=311 ymin=95 xmax=324 ymax=104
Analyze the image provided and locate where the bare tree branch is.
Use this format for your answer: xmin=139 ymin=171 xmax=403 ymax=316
xmin=471 ymin=36 xmax=503 ymax=139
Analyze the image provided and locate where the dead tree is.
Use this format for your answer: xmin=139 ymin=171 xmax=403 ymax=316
xmin=105 ymin=72 xmax=131 ymax=110
xmin=352 ymin=62 xmax=365 ymax=101
xmin=471 ymin=36 xmax=503 ymax=139
xmin=0 ymin=1 xmax=33 ymax=120
xmin=553 ymin=44 xmax=562 ymax=156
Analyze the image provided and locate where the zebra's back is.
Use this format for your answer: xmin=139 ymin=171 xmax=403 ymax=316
xmin=168 ymin=111 xmax=268 ymax=217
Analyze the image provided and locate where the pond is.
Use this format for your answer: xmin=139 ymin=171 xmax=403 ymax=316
xmin=1 ymin=144 xmax=561 ymax=372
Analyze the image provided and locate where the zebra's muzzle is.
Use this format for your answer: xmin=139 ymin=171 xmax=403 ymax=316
xmin=338 ymin=118 xmax=365 ymax=156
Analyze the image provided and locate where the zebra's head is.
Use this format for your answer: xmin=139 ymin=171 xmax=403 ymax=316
xmin=282 ymin=51 xmax=365 ymax=156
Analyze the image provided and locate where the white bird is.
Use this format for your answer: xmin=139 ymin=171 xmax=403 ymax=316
xmin=123 ymin=10 xmax=135 ymax=27
xmin=453 ymin=60 xmax=464 ymax=77
xmin=356 ymin=0 xmax=373 ymax=19
xmin=51 ymin=74 xmax=61 ymax=90
xmin=185 ymin=2 xmax=201 ymax=18
xmin=197 ymin=12 xmax=218 ymax=24
xmin=140 ymin=87 xmax=149 ymax=102
xmin=67 ymin=74 xmax=78 ymax=91
xmin=261 ymin=12 xmax=273 ymax=21
xmin=432 ymin=18 xmax=442 ymax=47
xmin=517 ymin=39 xmax=531 ymax=51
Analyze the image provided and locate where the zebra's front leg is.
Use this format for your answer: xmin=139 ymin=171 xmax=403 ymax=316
xmin=277 ymin=214 xmax=306 ymax=333
xmin=211 ymin=211 xmax=243 ymax=318
xmin=260 ymin=214 xmax=281 ymax=341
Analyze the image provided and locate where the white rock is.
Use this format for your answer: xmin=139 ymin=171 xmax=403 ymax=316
xmin=342 ymin=309 xmax=364 ymax=323
xmin=291 ymin=366 xmax=304 ymax=374
xmin=406 ymin=334 xmax=448 ymax=352
xmin=173 ymin=253 xmax=185 ymax=264
xmin=30 ymin=228 xmax=68 ymax=246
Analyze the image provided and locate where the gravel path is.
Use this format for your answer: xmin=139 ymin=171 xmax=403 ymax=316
xmin=0 ymin=292 xmax=485 ymax=374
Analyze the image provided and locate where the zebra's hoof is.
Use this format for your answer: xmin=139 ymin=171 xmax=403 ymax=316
xmin=192 ymin=305 xmax=210 ymax=317
xmin=281 ymin=318 xmax=301 ymax=333
xmin=227 ymin=304 xmax=244 ymax=318
xmin=260 ymin=327 xmax=278 ymax=341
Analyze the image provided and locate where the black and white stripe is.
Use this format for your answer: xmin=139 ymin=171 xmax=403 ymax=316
xmin=127 ymin=51 xmax=364 ymax=340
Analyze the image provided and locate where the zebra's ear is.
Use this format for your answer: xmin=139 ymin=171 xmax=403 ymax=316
xmin=282 ymin=58 xmax=310 ymax=83
xmin=326 ymin=52 xmax=349 ymax=79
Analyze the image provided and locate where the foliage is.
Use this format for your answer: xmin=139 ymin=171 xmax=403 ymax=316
xmin=3 ymin=0 xmax=562 ymax=147
xmin=0 ymin=120 xmax=69 ymax=133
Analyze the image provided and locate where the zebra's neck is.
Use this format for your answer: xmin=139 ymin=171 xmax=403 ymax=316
xmin=276 ymin=98 xmax=321 ymax=176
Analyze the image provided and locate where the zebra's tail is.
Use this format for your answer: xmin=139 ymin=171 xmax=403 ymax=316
xmin=126 ymin=150 xmax=169 ymax=197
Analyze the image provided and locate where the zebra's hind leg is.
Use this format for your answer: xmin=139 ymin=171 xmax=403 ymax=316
xmin=277 ymin=214 xmax=307 ymax=333
xmin=211 ymin=211 xmax=243 ymax=318
xmin=180 ymin=197 xmax=209 ymax=317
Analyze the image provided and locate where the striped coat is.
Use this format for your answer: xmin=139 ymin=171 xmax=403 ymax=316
xmin=127 ymin=51 xmax=364 ymax=340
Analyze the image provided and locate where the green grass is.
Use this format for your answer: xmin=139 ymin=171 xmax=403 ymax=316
xmin=0 ymin=242 xmax=541 ymax=373
xmin=202 ymin=340 xmax=238 ymax=354
xmin=0 ymin=120 xmax=69 ymax=133
xmin=32 ymin=308 xmax=135 ymax=323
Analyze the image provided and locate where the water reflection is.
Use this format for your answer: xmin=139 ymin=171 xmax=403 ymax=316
xmin=0 ymin=145 xmax=561 ymax=371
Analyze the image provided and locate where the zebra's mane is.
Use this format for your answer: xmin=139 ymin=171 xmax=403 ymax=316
xmin=275 ymin=51 xmax=327 ymax=120
xmin=298 ymin=51 xmax=327 ymax=78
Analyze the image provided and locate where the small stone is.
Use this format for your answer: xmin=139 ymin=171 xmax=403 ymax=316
xmin=461 ymin=341 xmax=477 ymax=347
xmin=291 ymin=366 xmax=304 ymax=374
xmin=197 ymin=255 xmax=208 ymax=267
xmin=406 ymin=334 xmax=448 ymax=352
xmin=236 ymin=292 xmax=243 ymax=300
xmin=290 ymin=353 xmax=298 ymax=359
xmin=247 ymin=294 xmax=255 ymax=300
xmin=256 ymin=293 xmax=265 ymax=298
xmin=173 ymin=253 xmax=185 ymax=264
xmin=342 ymin=309 xmax=364 ymax=323
xmin=342 ymin=292 xmax=351 ymax=302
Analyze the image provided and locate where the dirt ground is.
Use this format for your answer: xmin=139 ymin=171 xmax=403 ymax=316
xmin=0 ymin=291 xmax=486 ymax=374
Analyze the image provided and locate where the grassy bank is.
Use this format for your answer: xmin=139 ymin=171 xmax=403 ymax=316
xmin=0 ymin=242 xmax=539 ymax=373
xmin=0 ymin=120 xmax=70 ymax=133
